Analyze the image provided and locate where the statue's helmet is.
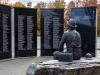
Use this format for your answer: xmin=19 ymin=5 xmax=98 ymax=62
xmin=67 ymin=18 xmax=77 ymax=28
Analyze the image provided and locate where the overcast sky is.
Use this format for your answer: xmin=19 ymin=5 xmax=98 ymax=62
xmin=9 ymin=0 xmax=75 ymax=4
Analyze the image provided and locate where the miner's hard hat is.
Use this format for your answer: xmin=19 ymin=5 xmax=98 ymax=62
xmin=67 ymin=18 xmax=77 ymax=28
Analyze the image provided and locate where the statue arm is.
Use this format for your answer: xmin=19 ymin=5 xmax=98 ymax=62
xmin=58 ymin=33 xmax=66 ymax=52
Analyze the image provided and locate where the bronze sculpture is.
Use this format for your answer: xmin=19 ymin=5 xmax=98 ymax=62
xmin=53 ymin=18 xmax=82 ymax=61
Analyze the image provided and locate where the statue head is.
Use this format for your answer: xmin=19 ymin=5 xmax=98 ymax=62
xmin=67 ymin=18 xmax=77 ymax=29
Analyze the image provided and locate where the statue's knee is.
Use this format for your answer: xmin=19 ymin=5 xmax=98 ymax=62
xmin=53 ymin=51 xmax=61 ymax=60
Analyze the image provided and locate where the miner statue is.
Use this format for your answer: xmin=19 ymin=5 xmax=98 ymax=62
xmin=53 ymin=18 xmax=82 ymax=62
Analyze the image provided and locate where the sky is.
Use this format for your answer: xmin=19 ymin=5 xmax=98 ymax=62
xmin=9 ymin=0 xmax=74 ymax=4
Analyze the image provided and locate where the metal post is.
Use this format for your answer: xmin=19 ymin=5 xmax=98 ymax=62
xmin=11 ymin=7 xmax=15 ymax=59
xmin=96 ymin=8 xmax=98 ymax=57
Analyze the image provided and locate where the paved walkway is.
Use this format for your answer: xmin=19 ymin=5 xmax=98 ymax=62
xmin=0 ymin=57 xmax=53 ymax=75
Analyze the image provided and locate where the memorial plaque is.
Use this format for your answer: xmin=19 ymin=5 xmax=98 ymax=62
xmin=0 ymin=5 xmax=11 ymax=59
xmin=71 ymin=7 xmax=96 ymax=57
xmin=41 ymin=9 xmax=64 ymax=56
xmin=15 ymin=8 xmax=37 ymax=57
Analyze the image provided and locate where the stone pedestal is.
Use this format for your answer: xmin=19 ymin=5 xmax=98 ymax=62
xmin=34 ymin=63 xmax=100 ymax=75
xmin=26 ymin=58 xmax=100 ymax=75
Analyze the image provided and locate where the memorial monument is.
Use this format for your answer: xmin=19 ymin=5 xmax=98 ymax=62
xmin=71 ymin=7 xmax=96 ymax=57
xmin=14 ymin=8 xmax=37 ymax=57
xmin=0 ymin=5 xmax=11 ymax=59
xmin=41 ymin=9 xmax=64 ymax=56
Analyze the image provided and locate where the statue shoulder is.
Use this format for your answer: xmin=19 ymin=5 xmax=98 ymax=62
xmin=64 ymin=31 xmax=68 ymax=33
xmin=64 ymin=30 xmax=70 ymax=33
xmin=63 ymin=31 xmax=69 ymax=35
xmin=74 ymin=30 xmax=81 ymax=36
xmin=63 ymin=31 xmax=70 ymax=37
xmin=74 ymin=30 xmax=80 ymax=34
